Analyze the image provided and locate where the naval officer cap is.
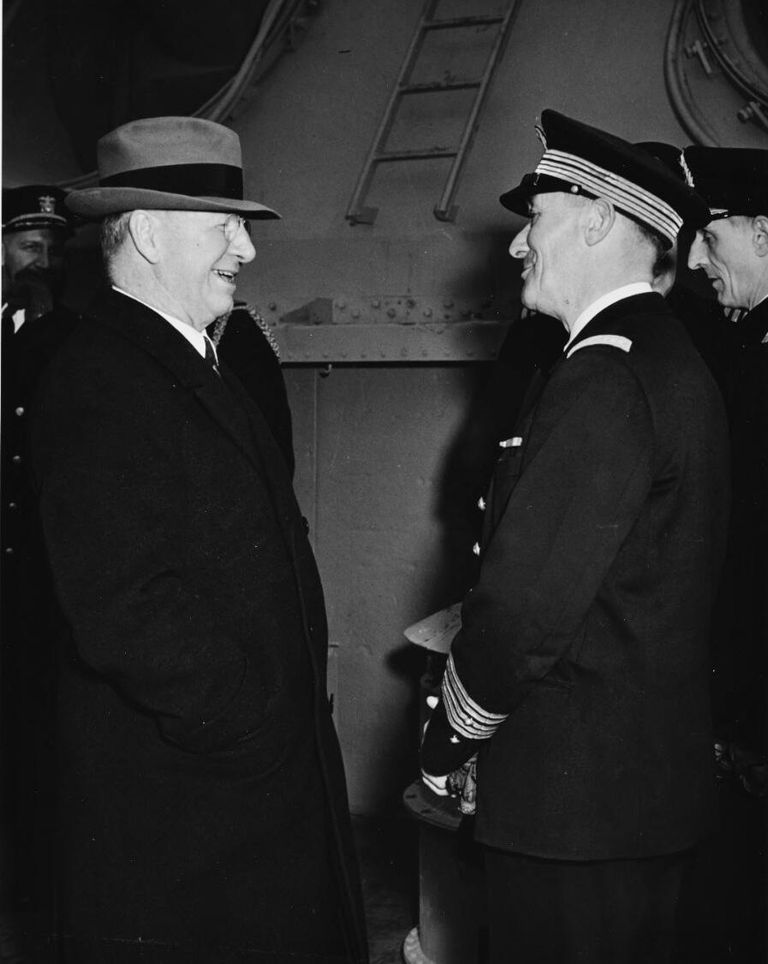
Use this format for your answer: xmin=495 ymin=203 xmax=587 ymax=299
xmin=2 ymin=185 xmax=74 ymax=236
xmin=500 ymin=110 xmax=709 ymax=248
xmin=682 ymin=146 xmax=768 ymax=221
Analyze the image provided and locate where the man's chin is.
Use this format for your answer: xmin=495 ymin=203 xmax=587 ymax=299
xmin=520 ymin=288 xmax=540 ymax=313
xmin=205 ymin=296 xmax=234 ymax=326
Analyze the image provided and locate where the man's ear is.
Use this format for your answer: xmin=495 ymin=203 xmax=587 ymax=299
xmin=127 ymin=210 xmax=163 ymax=265
xmin=751 ymin=214 xmax=768 ymax=257
xmin=584 ymin=197 xmax=615 ymax=246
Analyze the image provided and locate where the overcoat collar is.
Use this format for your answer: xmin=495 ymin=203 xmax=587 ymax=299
xmin=87 ymin=286 xmax=302 ymax=546
xmin=87 ymin=287 xmax=262 ymax=473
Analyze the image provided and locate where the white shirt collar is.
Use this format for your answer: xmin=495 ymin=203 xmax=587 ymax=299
xmin=2 ymin=302 xmax=27 ymax=333
xmin=111 ymin=285 xmax=217 ymax=361
xmin=565 ymin=282 xmax=653 ymax=349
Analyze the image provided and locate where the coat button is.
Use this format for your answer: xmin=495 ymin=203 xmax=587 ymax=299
xmin=4 ymin=547 xmax=13 ymax=555
xmin=477 ymin=496 xmax=486 ymax=511
xmin=11 ymin=455 xmax=22 ymax=464
xmin=8 ymin=502 xmax=18 ymax=510
xmin=14 ymin=406 xmax=24 ymax=416
xmin=472 ymin=541 xmax=481 ymax=556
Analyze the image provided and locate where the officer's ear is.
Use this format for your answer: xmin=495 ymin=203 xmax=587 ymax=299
xmin=752 ymin=214 xmax=768 ymax=258
xmin=584 ymin=197 xmax=615 ymax=247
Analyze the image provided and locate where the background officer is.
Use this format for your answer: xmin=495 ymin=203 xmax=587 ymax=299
xmin=1 ymin=185 xmax=78 ymax=960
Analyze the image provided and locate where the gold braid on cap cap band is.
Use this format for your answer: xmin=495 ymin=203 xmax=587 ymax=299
xmin=536 ymin=149 xmax=682 ymax=244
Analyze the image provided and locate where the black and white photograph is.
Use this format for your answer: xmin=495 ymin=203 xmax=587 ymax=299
xmin=2 ymin=1 xmax=766 ymax=961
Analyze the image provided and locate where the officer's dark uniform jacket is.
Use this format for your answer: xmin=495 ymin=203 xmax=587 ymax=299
xmin=422 ymin=291 xmax=730 ymax=861
xmin=1 ymin=303 xmax=78 ymax=910
xmin=711 ymin=296 xmax=768 ymax=759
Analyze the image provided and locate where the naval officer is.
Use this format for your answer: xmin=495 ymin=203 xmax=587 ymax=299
xmin=421 ymin=110 xmax=729 ymax=963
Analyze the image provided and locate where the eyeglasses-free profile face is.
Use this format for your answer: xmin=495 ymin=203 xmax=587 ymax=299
xmin=688 ymin=213 xmax=768 ymax=311
xmin=508 ymin=192 xmax=589 ymax=329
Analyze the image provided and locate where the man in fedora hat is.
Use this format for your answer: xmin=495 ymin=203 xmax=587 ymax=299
xmin=28 ymin=116 xmax=368 ymax=963
xmin=420 ymin=111 xmax=729 ymax=963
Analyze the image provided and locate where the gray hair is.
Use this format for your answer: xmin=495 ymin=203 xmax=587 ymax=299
xmin=100 ymin=212 xmax=133 ymax=279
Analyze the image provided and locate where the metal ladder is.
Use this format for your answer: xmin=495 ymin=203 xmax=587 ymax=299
xmin=345 ymin=0 xmax=521 ymax=225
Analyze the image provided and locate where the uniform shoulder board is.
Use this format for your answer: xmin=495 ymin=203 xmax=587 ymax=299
xmin=566 ymin=334 xmax=633 ymax=358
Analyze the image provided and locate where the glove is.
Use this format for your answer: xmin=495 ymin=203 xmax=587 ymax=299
xmin=420 ymin=698 xmax=479 ymax=780
xmin=420 ymin=770 xmax=449 ymax=797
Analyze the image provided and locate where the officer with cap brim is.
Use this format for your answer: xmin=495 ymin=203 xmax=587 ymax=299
xmin=2 ymin=185 xmax=74 ymax=328
xmin=683 ymin=150 xmax=767 ymax=781
xmin=676 ymin=146 xmax=768 ymax=959
xmin=1 ymin=185 xmax=80 ymax=952
xmin=420 ymin=109 xmax=730 ymax=963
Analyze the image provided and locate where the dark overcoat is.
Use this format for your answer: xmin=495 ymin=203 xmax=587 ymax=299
xmin=423 ymin=292 xmax=730 ymax=861
xmin=208 ymin=306 xmax=295 ymax=478
xmin=29 ymin=289 xmax=368 ymax=963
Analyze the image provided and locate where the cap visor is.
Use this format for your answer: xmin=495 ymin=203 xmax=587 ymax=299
xmin=499 ymin=182 xmax=532 ymax=215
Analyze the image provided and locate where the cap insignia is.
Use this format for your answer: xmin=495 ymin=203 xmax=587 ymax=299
xmin=38 ymin=195 xmax=56 ymax=215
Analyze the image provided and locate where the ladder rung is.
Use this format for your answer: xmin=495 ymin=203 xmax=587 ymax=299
xmin=346 ymin=0 xmax=521 ymax=226
xmin=399 ymin=80 xmax=482 ymax=94
xmin=373 ymin=147 xmax=459 ymax=163
xmin=423 ymin=15 xmax=504 ymax=30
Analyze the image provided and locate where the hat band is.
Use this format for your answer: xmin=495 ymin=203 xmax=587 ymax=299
xmin=536 ymin=149 xmax=682 ymax=244
xmin=100 ymin=163 xmax=244 ymax=199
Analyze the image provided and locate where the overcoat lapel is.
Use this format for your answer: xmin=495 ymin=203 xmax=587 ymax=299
xmin=90 ymin=288 xmax=261 ymax=471
xmin=89 ymin=289 xmax=316 ymax=655
xmin=220 ymin=363 xmax=301 ymax=529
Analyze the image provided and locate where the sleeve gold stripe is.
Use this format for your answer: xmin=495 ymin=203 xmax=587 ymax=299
xmin=441 ymin=652 xmax=507 ymax=740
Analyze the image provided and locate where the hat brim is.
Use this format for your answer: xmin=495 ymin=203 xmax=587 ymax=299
xmin=65 ymin=187 xmax=280 ymax=220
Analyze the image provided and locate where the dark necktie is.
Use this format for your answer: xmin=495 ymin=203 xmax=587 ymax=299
xmin=203 ymin=335 xmax=220 ymax=376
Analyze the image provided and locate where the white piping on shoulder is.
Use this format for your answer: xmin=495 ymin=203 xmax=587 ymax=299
xmin=566 ymin=334 xmax=633 ymax=358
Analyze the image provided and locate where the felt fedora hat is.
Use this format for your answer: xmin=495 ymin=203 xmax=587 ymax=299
xmin=66 ymin=116 xmax=280 ymax=220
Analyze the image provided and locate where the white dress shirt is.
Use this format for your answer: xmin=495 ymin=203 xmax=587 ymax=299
xmin=112 ymin=285 xmax=219 ymax=363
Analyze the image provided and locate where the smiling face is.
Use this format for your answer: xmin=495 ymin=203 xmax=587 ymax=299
xmin=687 ymin=215 xmax=757 ymax=310
xmin=153 ymin=211 xmax=256 ymax=330
xmin=2 ymin=227 xmax=67 ymax=292
xmin=508 ymin=192 xmax=586 ymax=327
